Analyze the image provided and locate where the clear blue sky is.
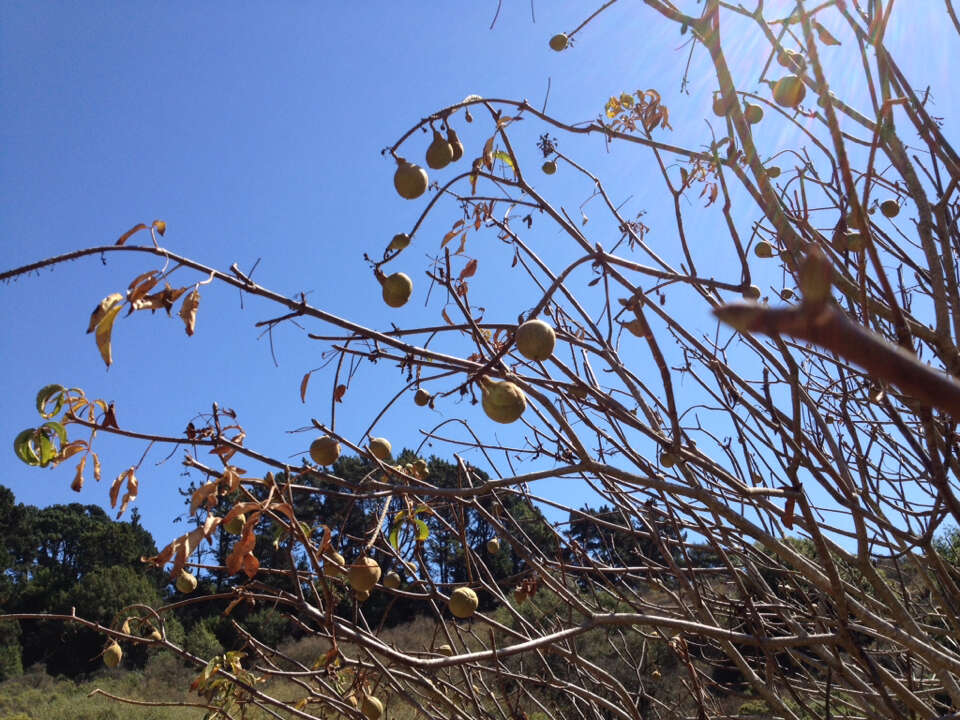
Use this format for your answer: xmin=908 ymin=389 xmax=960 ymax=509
xmin=1 ymin=2 xmax=956 ymax=550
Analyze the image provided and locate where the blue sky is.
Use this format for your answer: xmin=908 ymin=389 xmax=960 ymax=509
xmin=2 ymin=2 xmax=957 ymax=552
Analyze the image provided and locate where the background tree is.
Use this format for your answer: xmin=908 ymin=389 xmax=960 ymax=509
xmin=4 ymin=1 xmax=960 ymax=719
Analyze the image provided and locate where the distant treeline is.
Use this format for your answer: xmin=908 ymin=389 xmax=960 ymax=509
xmin=0 ymin=451 xmax=708 ymax=680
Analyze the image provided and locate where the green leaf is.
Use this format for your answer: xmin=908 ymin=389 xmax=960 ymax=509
xmin=414 ymin=518 xmax=430 ymax=542
xmin=36 ymin=384 xmax=65 ymax=418
xmin=14 ymin=429 xmax=40 ymax=466
xmin=41 ymin=420 xmax=67 ymax=445
xmin=38 ymin=433 xmax=56 ymax=467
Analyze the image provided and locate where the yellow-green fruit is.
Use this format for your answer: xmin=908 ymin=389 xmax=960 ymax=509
xmin=480 ymin=379 xmax=526 ymax=424
xmin=780 ymin=288 xmax=795 ymax=301
xmin=766 ymin=166 xmax=781 ymax=178
xmin=414 ymin=388 xmax=431 ymax=407
xmin=361 ymin=695 xmax=383 ymax=720
xmin=389 ymin=233 xmax=411 ymax=252
xmin=515 ymin=319 xmax=556 ymax=361
xmin=437 ymin=643 xmax=454 ymax=656
xmin=845 ymin=232 xmax=866 ymax=252
xmin=348 ymin=556 xmax=381 ymax=593
xmin=449 ymin=586 xmax=479 ymax=619
xmin=773 ymin=76 xmax=806 ymax=108
xmin=447 ymin=129 xmax=464 ymax=162
xmin=660 ymin=452 xmax=677 ymax=468
xmin=103 ymin=641 xmax=122 ymax=669
xmin=880 ymin=199 xmax=900 ymax=218
xmin=549 ymin=33 xmax=568 ymax=51
xmin=542 ymin=160 xmax=557 ymax=175
xmin=354 ymin=588 xmax=370 ymax=603
xmin=384 ymin=570 xmax=401 ymax=589
xmin=744 ymin=103 xmax=764 ymax=124
xmin=754 ymin=241 xmax=774 ymax=259
xmin=368 ymin=437 xmax=392 ymax=461
xmin=382 ymin=272 xmax=413 ymax=308
xmin=176 ymin=569 xmax=197 ymax=594
xmin=394 ymin=158 xmax=429 ymax=200
xmin=310 ymin=436 xmax=341 ymax=466
xmin=149 ymin=629 xmax=163 ymax=642
xmin=426 ymin=130 xmax=454 ymax=170
xmin=412 ymin=458 xmax=428 ymax=477
xmin=486 ymin=537 xmax=500 ymax=554
xmin=742 ymin=285 xmax=762 ymax=301
xmin=224 ymin=513 xmax=246 ymax=535
xmin=323 ymin=550 xmax=346 ymax=578
xmin=712 ymin=93 xmax=733 ymax=117
xmin=777 ymin=49 xmax=805 ymax=71
xmin=817 ymin=91 xmax=837 ymax=108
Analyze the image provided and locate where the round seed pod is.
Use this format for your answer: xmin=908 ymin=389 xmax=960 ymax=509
xmin=103 ymin=641 xmax=122 ymax=668
xmin=713 ymin=92 xmax=734 ymax=117
xmin=309 ymin=436 xmax=341 ymax=466
xmin=384 ymin=571 xmax=401 ymax=589
xmin=742 ymin=285 xmax=762 ymax=301
xmin=754 ymin=241 xmax=774 ymax=258
xmin=515 ymin=319 xmax=556 ymax=361
xmin=880 ymin=199 xmax=900 ymax=218
xmin=744 ymin=103 xmax=764 ymax=124
xmin=486 ymin=537 xmax=500 ymax=554
xmin=348 ymin=556 xmax=381 ymax=593
xmin=542 ymin=160 xmax=557 ymax=175
xmin=773 ymin=76 xmax=806 ymax=108
xmin=447 ymin=129 xmax=464 ymax=162
xmin=393 ymin=158 xmax=429 ymax=200
xmin=176 ymin=569 xmax=197 ymax=594
xmin=382 ymin=273 xmax=413 ymax=308
xmin=479 ymin=378 xmax=526 ymax=424
xmin=368 ymin=437 xmax=392 ymax=461
xmin=414 ymin=388 xmax=431 ymax=406
xmin=323 ymin=550 xmax=346 ymax=578
xmin=449 ymin=586 xmax=479 ymax=619
xmin=549 ymin=33 xmax=568 ymax=51
xmin=426 ymin=130 xmax=454 ymax=170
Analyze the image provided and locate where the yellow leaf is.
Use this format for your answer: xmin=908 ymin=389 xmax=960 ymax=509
xmin=86 ymin=293 xmax=123 ymax=334
xmin=95 ymin=300 xmax=125 ymax=367
xmin=152 ymin=219 xmax=167 ymax=236
xmin=179 ymin=288 xmax=200 ymax=336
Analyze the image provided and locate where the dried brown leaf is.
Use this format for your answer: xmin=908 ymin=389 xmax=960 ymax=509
xmin=179 ymin=288 xmax=200 ymax=336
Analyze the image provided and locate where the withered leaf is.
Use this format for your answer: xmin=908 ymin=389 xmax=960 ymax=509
xmin=131 ymin=283 xmax=189 ymax=315
xmin=459 ymin=258 xmax=478 ymax=280
xmin=300 ymin=371 xmax=312 ymax=403
xmin=179 ymin=288 xmax=200 ymax=336
xmin=116 ymin=223 xmax=148 ymax=246
xmin=333 ymin=384 xmax=347 ymax=403
xmin=814 ymin=21 xmax=841 ymax=45
xmin=152 ymin=219 xmax=167 ymax=236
